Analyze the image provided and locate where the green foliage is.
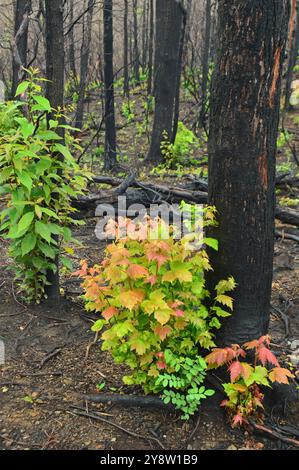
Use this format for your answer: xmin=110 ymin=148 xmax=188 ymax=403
xmin=160 ymin=122 xmax=200 ymax=169
xmin=77 ymin=212 xmax=236 ymax=419
xmin=158 ymin=350 xmax=214 ymax=419
xmin=0 ymin=69 xmax=90 ymax=302
xmin=206 ymin=336 xmax=294 ymax=427
xmin=121 ymin=101 xmax=135 ymax=123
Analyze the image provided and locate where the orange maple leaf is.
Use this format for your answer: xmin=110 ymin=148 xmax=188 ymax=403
xmin=269 ymin=367 xmax=294 ymax=384
xmin=102 ymin=306 xmax=118 ymax=321
xmin=257 ymin=346 xmax=279 ymax=367
xmin=127 ymin=264 xmax=149 ymax=279
xmin=154 ymin=325 xmax=172 ymax=340
xmin=228 ymin=361 xmax=244 ymax=382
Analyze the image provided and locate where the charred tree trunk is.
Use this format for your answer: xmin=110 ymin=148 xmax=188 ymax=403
xmin=45 ymin=0 xmax=65 ymax=306
xmin=103 ymin=0 xmax=117 ymax=171
xmin=208 ymin=0 xmax=290 ymax=345
xmin=68 ymin=0 xmax=77 ymax=79
xmin=11 ymin=0 xmax=31 ymax=98
xmin=133 ymin=0 xmax=140 ymax=84
xmin=74 ymin=0 xmax=94 ymax=129
xmin=199 ymin=0 xmax=212 ymax=129
xmin=172 ymin=3 xmax=187 ymax=143
xmin=123 ymin=0 xmax=130 ymax=97
xmin=147 ymin=0 xmax=154 ymax=95
xmin=146 ymin=0 xmax=183 ymax=164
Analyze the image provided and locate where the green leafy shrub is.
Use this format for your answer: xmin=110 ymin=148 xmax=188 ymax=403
xmin=161 ymin=122 xmax=200 ymax=169
xmin=121 ymin=101 xmax=135 ymax=123
xmin=0 ymin=69 xmax=90 ymax=302
xmin=76 ymin=211 xmax=236 ymax=419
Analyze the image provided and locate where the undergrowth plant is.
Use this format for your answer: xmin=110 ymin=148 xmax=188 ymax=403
xmin=205 ymin=335 xmax=294 ymax=427
xmin=160 ymin=122 xmax=200 ymax=169
xmin=76 ymin=211 xmax=236 ymax=419
xmin=0 ymin=69 xmax=90 ymax=302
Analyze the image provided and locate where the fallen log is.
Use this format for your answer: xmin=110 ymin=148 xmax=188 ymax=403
xmin=275 ymin=206 xmax=299 ymax=227
xmin=74 ymin=176 xmax=299 ymax=227
xmin=82 ymin=393 xmax=175 ymax=410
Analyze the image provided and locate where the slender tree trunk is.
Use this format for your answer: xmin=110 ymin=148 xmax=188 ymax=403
xmin=123 ymin=0 xmax=130 ymax=97
xmin=11 ymin=0 xmax=31 ymax=98
xmin=147 ymin=0 xmax=154 ymax=95
xmin=74 ymin=0 xmax=94 ymax=129
xmin=284 ymin=0 xmax=299 ymax=114
xmin=146 ymin=0 xmax=183 ymax=164
xmin=172 ymin=4 xmax=187 ymax=143
xmin=45 ymin=0 xmax=65 ymax=306
xmin=68 ymin=0 xmax=77 ymax=79
xmin=208 ymin=0 xmax=290 ymax=345
xmin=133 ymin=0 xmax=140 ymax=84
xmin=103 ymin=0 xmax=117 ymax=171
xmin=199 ymin=0 xmax=211 ymax=128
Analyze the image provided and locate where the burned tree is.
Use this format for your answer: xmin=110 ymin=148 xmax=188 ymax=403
xmin=103 ymin=0 xmax=117 ymax=171
xmin=74 ymin=0 xmax=95 ymax=129
xmin=208 ymin=0 xmax=290 ymax=345
xmin=11 ymin=0 xmax=32 ymax=98
xmin=146 ymin=0 xmax=184 ymax=164
xmin=45 ymin=0 xmax=65 ymax=305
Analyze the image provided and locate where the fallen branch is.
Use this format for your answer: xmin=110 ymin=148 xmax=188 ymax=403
xmin=275 ymin=230 xmax=299 ymax=243
xmin=39 ymin=348 xmax=62 ymax=369
xmin=82 ymin=393 xmax=174 ymax=410
xmin=68 ymin=408 xmax=165 ymax=449
xmin=249 ymin=419 xmax=299 ymax=448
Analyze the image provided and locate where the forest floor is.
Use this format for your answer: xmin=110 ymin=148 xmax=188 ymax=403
xmin=0 ymin=86 xmax=299 ymax=451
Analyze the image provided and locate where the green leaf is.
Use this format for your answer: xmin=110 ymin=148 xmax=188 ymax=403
xmin=38 ymin=242 xmax=57 ymax=259
xmin=21 ymin=232 xmax=37 ymax=256
xmin=15 ymin=81 xmax=30 ymax=96
xmin=32 ymin=95 xmax=51 ymax=112
xmin=92 ymin=319 xmax=106 ymax=332
xmin=54 ymin=143 xmax=73 ymax=161
xmin=35 ymin=221 xmax=52 ymax=243
xmin=61 ymin=256 xmax=73 ymax=270
xmin=18 ymin=172 xmax=33 ymax=192
xmin=204 ymin=238 xmax=219 ymax=251
xmin=18 ymin=212 xmax=35 ymax=234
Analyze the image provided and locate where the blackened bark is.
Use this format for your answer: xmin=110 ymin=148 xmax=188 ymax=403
xmin=45 ymin=0 xmax=65 ymax=306
xmin=147 ymin=0 xmax=154 ymax=95
xmin=11 ymin=0 xmax=31 ymax=98
xmin=123 ymin=0 xmax=130 ymax=97
xmin=74 ymin=0 xmax=94 ymax=129
xmin=133 ymin=0 xmax=140 ymax=83
xmin=103 ymin=0 xmax=117 ymax=171
xmin=146 ymin=0 xmax=183 ymax=164
xmin=208 ymin=0 xmax=290 ymax=345
xmin=172 ymin=4 xmax=187 ymax=143
xmin=68 ymin=0 xmax=77 ymax=79
xmin=199 ymin=0 xmax=211 ymax=129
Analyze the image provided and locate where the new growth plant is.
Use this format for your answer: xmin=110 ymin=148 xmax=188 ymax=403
xmin=205 ymin=335 xmax=294 ymax=427
xmin=0 ymin=69 xmax=90 ymax=302
xmin=76 ymin=210 xmax=236 ymax=419
xmin=160 ymin=122 xmax=200 ymax=169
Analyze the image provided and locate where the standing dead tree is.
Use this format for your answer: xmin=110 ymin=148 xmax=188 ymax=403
xmin=208 ymin=0 xmax=290 ymax=345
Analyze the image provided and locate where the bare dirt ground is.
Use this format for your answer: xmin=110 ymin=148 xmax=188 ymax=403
xmin=0 ymin=216 xmax=298 ymax=451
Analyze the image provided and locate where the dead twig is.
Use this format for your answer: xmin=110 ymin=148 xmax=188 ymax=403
xmin=67 ymin=408 xmax=165 ymax=449
xmin=249 ymin=419 xmax=299 ymax=448
xmin=39 ymin=348 xmax=62 ymax=369
xmin=270 ymin=304 xmax=290 ymax=337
